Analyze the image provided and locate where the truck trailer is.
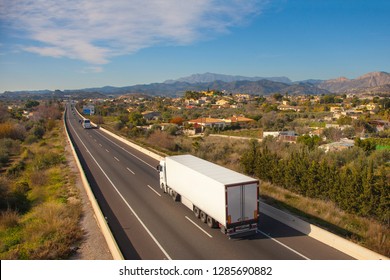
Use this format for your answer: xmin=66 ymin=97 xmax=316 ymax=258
xmin=157 ymin=155 xmax=259 ymax=236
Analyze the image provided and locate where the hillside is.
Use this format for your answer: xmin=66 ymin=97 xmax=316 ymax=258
xmin=318 ymin=71 xmax=390 ymax=93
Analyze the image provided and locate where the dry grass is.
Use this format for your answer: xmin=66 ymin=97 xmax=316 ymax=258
xmin=0 ymin=120 xmax=83 ymax=259
xmin=0 ymin=210 xmax=19 ymax=230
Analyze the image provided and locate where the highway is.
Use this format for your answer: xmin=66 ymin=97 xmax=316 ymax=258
xmin=65 ymin=103 xmax=354 ymax=260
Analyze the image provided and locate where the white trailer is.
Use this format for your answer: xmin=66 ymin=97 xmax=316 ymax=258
xmin=158 ymin=155 xmax=259 ymax=236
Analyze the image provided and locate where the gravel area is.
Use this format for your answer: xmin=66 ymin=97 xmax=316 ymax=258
xmin=65 ymin=140 xmax=113 ymax=260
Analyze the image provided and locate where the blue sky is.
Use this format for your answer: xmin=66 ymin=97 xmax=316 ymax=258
xmin=0 ymin=0 xmax=389 ymax=92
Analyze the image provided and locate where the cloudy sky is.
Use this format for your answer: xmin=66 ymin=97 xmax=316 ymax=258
xmin=0 ymin=0 xmax=389 ymax=92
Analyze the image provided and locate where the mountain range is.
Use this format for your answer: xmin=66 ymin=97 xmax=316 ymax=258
xmin=1 ymin=71 xmax=389 ymax=99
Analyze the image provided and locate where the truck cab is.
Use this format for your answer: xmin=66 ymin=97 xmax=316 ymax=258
xmin=82 ymin=119 xmax=92 ymax=129
xmin=157 ymin=160 xmax=167 ymax=193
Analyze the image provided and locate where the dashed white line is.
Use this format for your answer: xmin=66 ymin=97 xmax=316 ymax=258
xmin=99 ymin=144 xmax=102 ymax=147
xmin=185 ymin=216 xmax=213 ymax=238
xmin=147 ymin=185 xmax=161 ymax=197
xmin=114 ymin=157 xmax=120 ymax=162
xmin=257 ymin=230 xmax=310 ymax=260
xmin=105 ymin=149 xmax=109 ymax=153
xmin=127 ymin=167 xmax=135 ymax=175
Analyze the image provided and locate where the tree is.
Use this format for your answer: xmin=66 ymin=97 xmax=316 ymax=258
xmin=128 ymin=112 xmax=145 ymax=126
xmin=273 ymin=93 xmax=283 ymax=102
xmin=297 ymin=135 xmax=321 ymax=150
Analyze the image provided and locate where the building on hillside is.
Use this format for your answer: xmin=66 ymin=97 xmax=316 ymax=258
xmin=262 ymin=131 xmax=298 ymax=142
xmin=142 ymin=111 xmax=161 ymax=121
xmin=277 ymin=105 xmax=304 ymax=112
xmin=187 ymin=117 xmax=226 ymax=132
xmin=319 ymin=139 xmax=354 ymax=153
xmin=224 ymin=115 xmax=255 ymax=126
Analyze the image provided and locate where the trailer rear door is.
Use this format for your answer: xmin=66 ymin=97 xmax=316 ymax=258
xmin=227 ymin=183 xmax=258 ymax=224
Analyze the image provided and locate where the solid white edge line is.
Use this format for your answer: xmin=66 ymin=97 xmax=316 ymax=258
xmin=257 ymin=229 xmax=310 ymax=260
xmin=147 ymin=185 xmax=161 ymax=197
xmin=185 ymin=216 xmax=213 ymax=238
xmin=70 ymin=121 xmax=172 ymax=260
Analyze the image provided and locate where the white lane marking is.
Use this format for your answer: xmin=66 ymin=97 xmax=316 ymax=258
xmin=147 ymin=185 xmax=161 ymax=197
xmin=127 ymin=167 xmax=135 ymax=175
xmin=96 ymin=131 xmax=156 ymax=169
xmin=69 ymin=121 xmax=172 ymax=260
xmin=257 ymin=230 xmax=310 ymax=260
xmin=99 ymin=144 xmax=102 ymax=147
xmin=114 ymin=157 xmax=120 ymax=162
xmin=185 ymin=216 xmax=213 ymax=238
xmin=105 ymin=149 xmax=109 ymax=153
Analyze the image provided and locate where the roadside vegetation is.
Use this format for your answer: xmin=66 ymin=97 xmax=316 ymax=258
xmin=0 ymin=100 xmax=83 ymax=259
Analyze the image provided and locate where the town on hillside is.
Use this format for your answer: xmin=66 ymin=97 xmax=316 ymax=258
xmin=75 ymin=90 xmax=389 ymax=152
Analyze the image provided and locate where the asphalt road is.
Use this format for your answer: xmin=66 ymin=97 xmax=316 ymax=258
xmin=65 ymin=103 xmax=354 ymax=260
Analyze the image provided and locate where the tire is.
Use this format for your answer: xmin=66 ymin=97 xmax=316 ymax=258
xmin=160 ymin=183 xmax=166 ymax=193
xmin=171 ymin=191 xmax=180 ymax=202
xmin=193 ymin=206 xmax=200 ymax=218
xmin=206 ymin=216 xmax=217 ymax=228
xmin=200 ymin=211 xmax=207 ymax=223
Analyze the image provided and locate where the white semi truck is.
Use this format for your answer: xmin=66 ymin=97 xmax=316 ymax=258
xmin=157 ymin=155 xmax=259 ymax=236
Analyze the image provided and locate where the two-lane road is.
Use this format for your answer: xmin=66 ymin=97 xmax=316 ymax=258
xmin=65 ymin=103 xmax=353 ymax=260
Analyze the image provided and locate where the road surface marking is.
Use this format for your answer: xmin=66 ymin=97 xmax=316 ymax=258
xmin=127 ymin=167 xmax=135 ymax=174
xmin=105 ymin=149 xmax=109 ymax=153
xmin=96 ymin=131 xmax=156 ymax=169
xmin=99 ymin=144 xmax=102 ymax=147
xmin=257 ymin=230 xmax=310 ymax=260
xmin=147 ymin=185 xmax=161 ymax=197
xmin=69 ymin=124 xmax=172 ymax=260
xmin=185 ymin=216 xmax=213 ymax=238
xmin=114 ymin=157 xmax=120 ymax=162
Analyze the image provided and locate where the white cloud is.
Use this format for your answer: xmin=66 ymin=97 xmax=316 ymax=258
xmin=0 ymin=0 xmax=266 ymax=65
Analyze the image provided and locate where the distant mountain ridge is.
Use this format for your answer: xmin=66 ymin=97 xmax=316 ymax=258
xmin=318 ymin=71 xmax=390 ymax=93
xmin=1 ymin=71 xmax=389 ymax=98
xmin=164 ymin=72 xmax=292 ymax=84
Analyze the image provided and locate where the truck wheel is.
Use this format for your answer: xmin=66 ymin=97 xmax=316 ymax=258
xmin=160 ymin=183 xmax=166 ymax=193
xmin=193 ymin=206 xmax=200 ymax=218
xmin=207 ymin=216 xmax=217 ymax=228
xmin=171 ymin=191 xmax=180 ymax=202
xmin=200 ymin=211 xmax=207 ymax=223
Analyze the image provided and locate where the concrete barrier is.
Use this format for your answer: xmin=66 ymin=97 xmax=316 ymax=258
xmin=63 ymin=108 xmax=123 ymax=260
xmin=260 ymin=202 xmax=388 ymax=260
xmin=98 ymin=127 xmax=164 ymax=162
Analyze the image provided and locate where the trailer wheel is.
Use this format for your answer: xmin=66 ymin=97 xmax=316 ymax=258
xmin=206 ymin=216 xmax=217 ymax=228
xmin=171 ymin=191 xmax=180 ymax=202
xmin=160 ymin=183 xmax=166 ymax=193
xmin=193 ymin=206 xmax=200 ymax=218
xmin=200 ymin=211 xmax=207 ymax=223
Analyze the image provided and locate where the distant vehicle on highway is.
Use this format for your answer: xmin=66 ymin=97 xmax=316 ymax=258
xmin=82 ymin=119 xmax=92 ymax=129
